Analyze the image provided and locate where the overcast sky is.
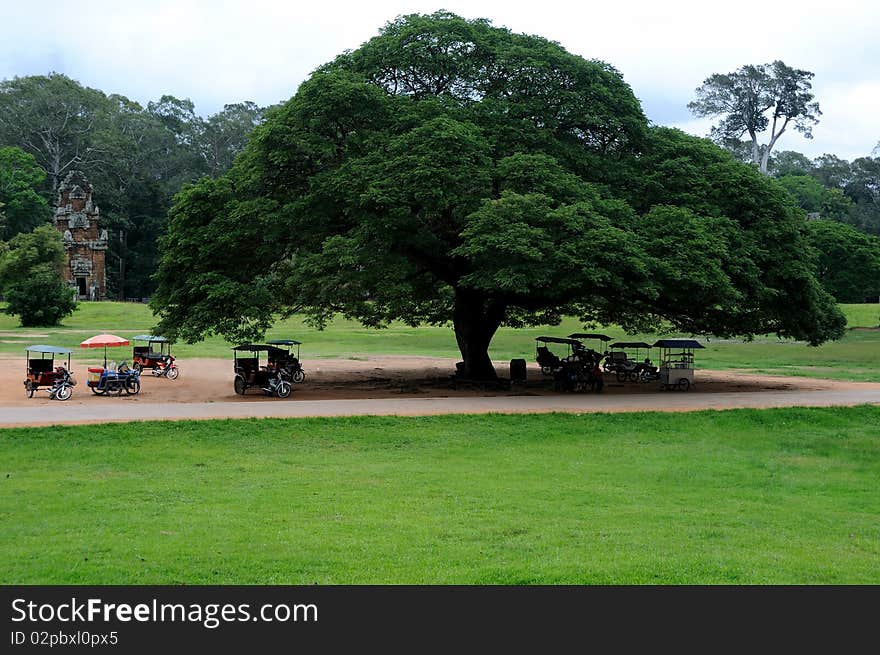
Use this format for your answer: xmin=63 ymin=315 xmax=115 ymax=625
xmin=2 ymin=0 xmax=878 ymax=160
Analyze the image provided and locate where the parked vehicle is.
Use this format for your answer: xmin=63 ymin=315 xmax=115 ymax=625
xmin=654 ymin=339 xmax=705 ymax=391
xmin=23 ymin=345 xmax=76 ymax=400
xmin=86 ymin=361 xmax=141 ymax=396
xmin=232 ymin=345 xmax=293 ymax=398
xmin=607 ymin=342 xmax=654 ymax=382
xmin=131 ymin=335 xmax=178 ymax=379
xmin=535 ymin=336 xmax=581 ymax=375
xmin=265 ymin=339 xmax=305 ymax=383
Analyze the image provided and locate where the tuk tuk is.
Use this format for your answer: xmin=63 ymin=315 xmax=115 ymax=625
xmin=131 ymin=335 xmax=178 ymax=379
xmin=23 ymin=345 xmax=76 ymax=400
xmin=535 ymin=336 xmax=582 ymax=375
xmin=232 ymin=345 xmax=292 ymax=398
xmin=653 ymin=339 xmax=705 ymax=391
xmin=265 ymin=339 xmax=305 ymax=383
xmin=607 ymin=341 xmax=654 ymax=382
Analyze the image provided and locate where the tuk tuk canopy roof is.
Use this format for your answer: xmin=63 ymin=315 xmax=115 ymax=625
xmin=131 ymin=335 xmax=170 ymax=343
xmin=536 ymin=336 xmax=582 ymax=346
xmin=610 ymin=342 xmax=652 ymax=349
xmin=266 ymin=339 xmax=301 ymax=346
xmin=652 ymin=339 xmax=705 ymax=349
xmin=26 ymin=345 xmax=73 ymax=354
xmin=232 ymin=344 xmax=277 ymax=352
xmin=568 ymin=333 xmax=612 ymax=341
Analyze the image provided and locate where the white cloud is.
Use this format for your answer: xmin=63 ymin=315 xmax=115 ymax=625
xmin=1 ymin=0 xmax=878 ymax=158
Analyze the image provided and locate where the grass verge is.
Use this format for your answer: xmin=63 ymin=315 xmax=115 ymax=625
xmin=2 ymin=407 xmax=878 ymax=584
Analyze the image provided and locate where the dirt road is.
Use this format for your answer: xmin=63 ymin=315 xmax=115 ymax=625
xmin=2 ymin=355 xmax=878 ymax=426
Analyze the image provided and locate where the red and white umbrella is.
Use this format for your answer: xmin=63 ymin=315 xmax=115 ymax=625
xmin=80 ymin=334 xmax=130 ymax=367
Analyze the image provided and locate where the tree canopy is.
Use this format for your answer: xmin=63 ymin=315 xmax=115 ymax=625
xmin=152 ymin=12 xmax=845 ymax=378
xmin=0 ymin=146 xmax=50 ymax=240
xmin=688 ymin=61 xmax=821 ymax=174
xmin=805 ymin=220 xmax=880 ymax=303
xmin=0 ymin=73 xmax=265 ymax=298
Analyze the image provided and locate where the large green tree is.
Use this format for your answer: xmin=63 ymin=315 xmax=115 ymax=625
xmin=0 ymin=73 xmax=112 ymax=193
xmin=0 ymin=225 xmax=76 ymax=326
xmin=152 ymin=12 xmax=844 ymax=379
xmin=688 ymin=61 xmax=821 ymax=174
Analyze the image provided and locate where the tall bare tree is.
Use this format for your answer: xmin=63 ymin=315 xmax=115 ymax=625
xmin=688 ymin=61 xmax=821 ymax=174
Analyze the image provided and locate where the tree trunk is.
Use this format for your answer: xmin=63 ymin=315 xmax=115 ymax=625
xmin=453 ymin=288 xmax=505 ymax=381
xmin=749 ymin=131 xmax=759 ymax=168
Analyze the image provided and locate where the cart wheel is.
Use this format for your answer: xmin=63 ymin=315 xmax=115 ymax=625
xmin=132 ymin=362 xmax=142 ymax=374
xmin=167 ymin=366 xmax=179 ymax=380
xmin=55 ymin=384 xmax=73 ymax=401
xmin=292 ymin=369 xmax=305 ymax=384
xmin=126 ymin=378 xmax=141 ymax=395
xmin=234 ymin=376 xmax=247 ymax=395
xmin=275 ymin=380 xmax=292 ymax=398
xmin=25 ymin=381 xmax=35 ymax=398
xmin=677 ymin=378 xmax=690 ymax=392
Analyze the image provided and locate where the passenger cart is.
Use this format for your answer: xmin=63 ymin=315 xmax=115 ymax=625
xmin=653 ymin=339 xmax=705 ymax=391
xmin=607 ymin=341 xmax=654 ymax=382
xmin=232 ymin=345 xmax=293 ymax=398
xmin=535 ymin=336 xmax=582 ymax=375
xmin=265 ymin=339 xmax=305 ymax=383
xmin=23 ymin=345 xmax=76 ymax=400
xmin=131 ymin=335 xmax=178 ymax=379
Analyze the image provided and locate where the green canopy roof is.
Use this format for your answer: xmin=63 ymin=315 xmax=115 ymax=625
xmin=131 ymin=335 xmax=170 ymax=343
xmin=653 ymin=339 xmax=705 ymax=349
xmin=568 ymin=333 xmax=612 ymax=341
xmin=26 ymin=345 xmax=73 ymax=354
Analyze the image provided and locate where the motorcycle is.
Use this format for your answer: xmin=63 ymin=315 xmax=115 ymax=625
xmin=153 ymin=355 xmax=180 ymax=380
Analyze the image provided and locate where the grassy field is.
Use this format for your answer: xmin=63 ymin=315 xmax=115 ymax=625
xmin=1 ymin=302 xmax=879 ymax=381
xmin=1 ymin=407 xmax=878 ymax=584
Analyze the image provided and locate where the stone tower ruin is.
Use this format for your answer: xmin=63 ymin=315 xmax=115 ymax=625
xmin=54 ymin=171 xmax=108 ymax=300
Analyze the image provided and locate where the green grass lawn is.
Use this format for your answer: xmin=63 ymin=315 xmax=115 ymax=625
xmin=1 ymin=407 xmax=878 ymax=584
xmin=1 ymin=302 xmax=879 ymax=381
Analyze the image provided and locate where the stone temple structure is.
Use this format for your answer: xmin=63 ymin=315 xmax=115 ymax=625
xmin=53 ymin=171 xmax=108 ymax=300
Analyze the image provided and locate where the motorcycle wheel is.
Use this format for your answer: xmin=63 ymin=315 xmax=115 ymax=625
xmin=275 ymin=380 xmax=292 ymax=398
xmin=616 ymin=370 xmax=627 ymax=383
xmin=167 ymin=366 xmax=179 ymax=380
xmin=126 ymin=378 xmax=141 ymax=395
xmin=292 ymin=369 xmax=305 ymax=383
xmin=233 ymin=376 xmax=247 ymax=395
xmin=132 ymin=362 xmax=143 ymax=374
xmin=55 ymin=384 xmax=73 ymax=401
xmin=25 ymin=382 xmax=35 ymax=398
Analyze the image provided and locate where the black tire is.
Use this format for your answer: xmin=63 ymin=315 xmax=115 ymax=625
xmin=25 ymin=381 xmax=35 ymax=398
xmin=616 ymin=370 xmax=628 ymax=383
xmin=292 ymin=369 xmax=305 ymax=384
xmin=126 ymin=378 xmax=141 ymax=395
xmin=677 ymin=378 xmax=690 ymax=392
xmin=167 ymin=366 xmax=179 ymax=380
xmin=132 ymin=362 xmax=143 ymax=374
xmin=55 ymin=384 xmax=73 ymax=401
xmin=275 ymin=380 xmax=292 ymax=398
xmin=234 ymin=375 xmax=247 ymax=395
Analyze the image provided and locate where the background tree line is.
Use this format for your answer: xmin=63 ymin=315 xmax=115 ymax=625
xmin=0 ymin=72 xmax=265 ymax=299
xmin=0 ymin=59 xmax=877 ymax=331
